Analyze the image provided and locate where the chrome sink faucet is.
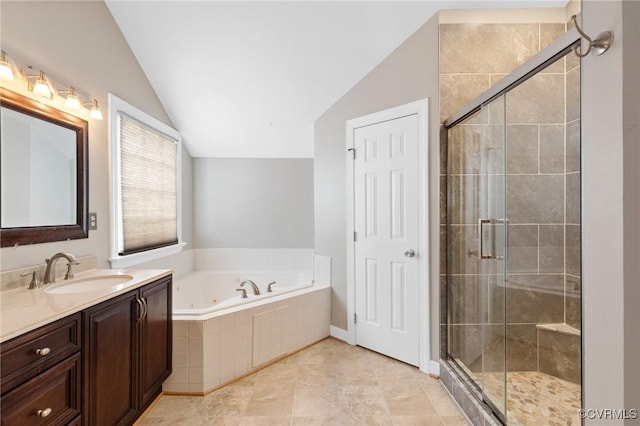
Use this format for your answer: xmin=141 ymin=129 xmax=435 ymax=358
xmin=43 ymin=252 xmax=80 ymax=284
xmin=240 ymin=279 xmax=260 ymax=295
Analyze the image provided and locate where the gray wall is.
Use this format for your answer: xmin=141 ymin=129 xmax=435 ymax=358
xmin=582 ymin=1 xmax=640 ymax=422
xmin=193 ymin=158 xmax=314 ymax=248
xmin=313 ymin=15 xmax=440 ymax=357
xmin=623 ymin=1 xmax=640 ymax=421
xmin=0 ymin=1 xmax=192 ymax=270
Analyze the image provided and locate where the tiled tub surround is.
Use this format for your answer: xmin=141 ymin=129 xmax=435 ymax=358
xmin=163 ymin=249 xmax=332 ymax=394
xmin=163 ymin=284 xmax=331 ymax=394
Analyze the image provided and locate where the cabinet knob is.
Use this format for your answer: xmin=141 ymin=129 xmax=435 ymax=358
xmin=37 ymin=408 xmax=52 ymax=417
xmin=35 ymin=347 xmax=51 ymax=356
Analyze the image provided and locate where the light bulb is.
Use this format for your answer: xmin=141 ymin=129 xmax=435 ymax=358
xmin=90 ymin=107 xmax=103 ymax=120
xmin=65 ymin=88 xmax=80 ymax=109
xmin=33 ymin=72 xmax=51 ymax=98
xmin=66 ymin=94 xmax=80 ymax=109
xmin=0 ymin=62 xmax=13 ymax=81
xmin=0 ymin=51 xmax=13 ymax=81
xmin=89 ymin=99 xmax=103 ymax=120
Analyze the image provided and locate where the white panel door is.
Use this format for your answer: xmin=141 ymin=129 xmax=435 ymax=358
xmin=354 ymin=114 xmax=419 ymax=366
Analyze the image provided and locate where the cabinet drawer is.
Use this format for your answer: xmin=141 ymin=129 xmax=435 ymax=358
xmin=1 ymin=314 xmax=81 ymax=394
xmin=0 ymin=352 xmax=81 ymax=426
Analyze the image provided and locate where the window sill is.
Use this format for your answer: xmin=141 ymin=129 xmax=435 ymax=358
xmin=109 ymin=242 xmax=187 ymax=269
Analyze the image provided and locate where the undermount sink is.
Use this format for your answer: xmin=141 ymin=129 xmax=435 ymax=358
xmin=45 ymin=275 xmax=134 ymax=294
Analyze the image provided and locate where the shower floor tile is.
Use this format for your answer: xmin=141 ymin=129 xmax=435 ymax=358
xmin=477 ymin=371 xmax=581 ymax=425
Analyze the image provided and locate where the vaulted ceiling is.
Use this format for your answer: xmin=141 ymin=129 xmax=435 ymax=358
xmin=106 ymin=1 xmax=566 ymax=158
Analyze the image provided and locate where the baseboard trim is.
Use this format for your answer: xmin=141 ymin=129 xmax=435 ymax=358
xmin=429 ymin=360 xmax=441 ymax=377
xmin=329 ymin=325 xmax=349 ymax=343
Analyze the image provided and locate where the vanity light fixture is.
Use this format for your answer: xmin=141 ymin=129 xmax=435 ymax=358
xmin=1 ymin=50 xmax=103 ymax=120
xmin=29 ymin=71 xmax=53 ymax=99
xmin=0 ymin=51 xmax=14 ymax=81
xmin=59 ymin=87 xmax=81 ymax=109
xmin=87 ymin=98 xmax=103 ymax=120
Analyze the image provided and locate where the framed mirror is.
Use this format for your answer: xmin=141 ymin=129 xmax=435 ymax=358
xmin=1 ymin=88 xmax=88 ymax=247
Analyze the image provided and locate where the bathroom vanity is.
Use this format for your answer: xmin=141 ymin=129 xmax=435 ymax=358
xmin=0 ymin=269 xmax=172 ymax=426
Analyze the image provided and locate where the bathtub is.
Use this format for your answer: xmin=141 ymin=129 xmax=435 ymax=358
xmin=164 ymin=270 xmax=330 ymax=394
xmin=172 ymin=270 xmax=313 ymax=318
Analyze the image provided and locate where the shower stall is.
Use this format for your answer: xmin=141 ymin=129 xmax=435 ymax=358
xmin=443 ymin=29 xmax=582 ymax=425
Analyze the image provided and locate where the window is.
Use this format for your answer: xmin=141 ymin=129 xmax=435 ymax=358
xmin=109 ymin=94 xmax=184 ymax=268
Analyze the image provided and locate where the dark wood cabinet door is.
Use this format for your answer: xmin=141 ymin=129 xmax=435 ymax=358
xmin=83 ymin=292 xmax=139 ymax=426
xmin=138 ymin=276 xmax=172 ymax=410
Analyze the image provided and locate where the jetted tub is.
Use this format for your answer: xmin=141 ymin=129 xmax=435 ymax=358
xmin=172 ymin=270 xmax=313 ymax=319
xmin=164 ymin=269 xmax=330 ymax=394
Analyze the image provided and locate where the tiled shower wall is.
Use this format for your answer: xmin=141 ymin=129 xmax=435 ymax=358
xmin=538 ymin=40 xmax=581 ymax=384
xmin=564 ymin=52 xmax=581 ymax=331
xmin=440 ymin=22 xmax=581 ymax=382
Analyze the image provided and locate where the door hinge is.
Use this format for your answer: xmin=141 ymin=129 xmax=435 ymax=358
xmin=354 ymin=313 xmax=358 ymax=324
xmin=353 ymin=231 xmax=357 ymax=242
xmin=347 ymin=148 xmax=356 ymax=160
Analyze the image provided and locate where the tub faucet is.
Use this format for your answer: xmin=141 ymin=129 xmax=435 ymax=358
xmin=266 ymin=281 xmax=276 ymax=293
xmin=43 ymin=252 xmax=80 ymax=284
xmin=240 ymin=280 xmax=260 ymax=295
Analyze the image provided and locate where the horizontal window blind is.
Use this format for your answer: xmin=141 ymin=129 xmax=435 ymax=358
xmin=119 ymin=113 xmax=177 ymax=254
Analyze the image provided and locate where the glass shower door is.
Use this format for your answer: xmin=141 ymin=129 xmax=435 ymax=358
xmin=446 ymin=40 xmax=582 ymax=425
xmin=447 ymin=94 xmax=508 ymax=420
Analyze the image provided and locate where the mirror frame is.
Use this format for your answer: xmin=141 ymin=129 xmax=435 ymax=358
xmin=1 ymin=88 xmax=89 ymax=247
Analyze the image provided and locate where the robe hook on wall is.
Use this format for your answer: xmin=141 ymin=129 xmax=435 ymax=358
xmin=571 ymin=14 xmax=613 ymax=58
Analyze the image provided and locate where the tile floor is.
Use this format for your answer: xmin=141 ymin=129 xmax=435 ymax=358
xmin=479 ymin=371 xmax=581 ymax=426
xmin=138 ymin=337 xmax=470 ymax=425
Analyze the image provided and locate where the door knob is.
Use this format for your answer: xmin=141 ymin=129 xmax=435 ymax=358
xmin=404 ymin=249 xmax=416 ymax=258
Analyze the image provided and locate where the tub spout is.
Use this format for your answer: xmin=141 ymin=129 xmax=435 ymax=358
xmin=240 ymin=280 xmax=260 ymax=295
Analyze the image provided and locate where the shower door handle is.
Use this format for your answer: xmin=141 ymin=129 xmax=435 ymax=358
xmin=478 ymin=218 xmax=507 ymax=260
xmin=478 ymin=218 xmax=494 ymax=259
xmin=495 ymin=218 xmax=508 ymax=260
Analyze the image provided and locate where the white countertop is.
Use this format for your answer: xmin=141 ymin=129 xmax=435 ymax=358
xmin=0 ymin=268 xmax=172 ymax=343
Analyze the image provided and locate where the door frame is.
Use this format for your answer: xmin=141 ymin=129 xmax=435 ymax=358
xmin=345 ymin=99 xmax=431 ymax=373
